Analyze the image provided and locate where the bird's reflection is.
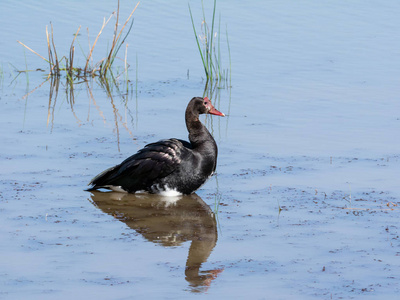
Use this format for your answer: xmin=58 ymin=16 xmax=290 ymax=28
xmin=88 ymin=191 xmax=223 ymax=291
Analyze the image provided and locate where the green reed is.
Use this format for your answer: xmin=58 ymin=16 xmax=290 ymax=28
xmin=189 ymin=0 xmax=231 ymax=85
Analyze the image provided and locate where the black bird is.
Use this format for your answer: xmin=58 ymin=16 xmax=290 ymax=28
xmin=87 ymin=97 xmax=225 ymax=195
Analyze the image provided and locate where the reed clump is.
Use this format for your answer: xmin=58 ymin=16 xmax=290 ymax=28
xmin=189 ymin=0 xmax=231 ymax=86
xmin=17 ymin=1 xmax=139 ymax=81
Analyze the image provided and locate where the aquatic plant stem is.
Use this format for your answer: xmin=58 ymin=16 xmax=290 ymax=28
xmin=84 ymin=15 xmax=112 ymax=73
xmin=189 ymin=4 xmax=209 ymax=78
xmin=17 ymin=41 xmax=49 ymax=63
xmin=50 ymin=23 xmax=60 ymax=74
xmin=189 ymin=0 xmax=230 ymax=85
xmin=125 ymin=43 xmax=129 ymax=95
xmin=226 ymin=24 xmax=231 ymax=87
xmin=209 ymin=0 xmax=217 ymax=79
xmin=103 ymin=1 xmax=139 ymax=76
xmin=69 ymin=26 xmax=81 ymax=77
xmin=45 ymin=26 xmax=54 ymax=73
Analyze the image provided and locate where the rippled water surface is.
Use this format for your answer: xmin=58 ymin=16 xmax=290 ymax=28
xmin=1 ymin=1 xmax=400 ymax=299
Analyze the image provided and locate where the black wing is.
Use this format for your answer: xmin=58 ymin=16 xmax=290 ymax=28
xmin=88 ymin=139 xmax=192 ymax=192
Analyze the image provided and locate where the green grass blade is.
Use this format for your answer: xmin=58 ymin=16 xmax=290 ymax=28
xmin=226 ymin=24 xmax=231 ymax=86
xmin=110 ymin=19 xmax=135 ymax=68
xmin=189 ymin=3 xmax=209 ymax=79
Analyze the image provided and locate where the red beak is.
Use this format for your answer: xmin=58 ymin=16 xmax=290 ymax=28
xmin=204 ymin=97 xmax=225 ymax=117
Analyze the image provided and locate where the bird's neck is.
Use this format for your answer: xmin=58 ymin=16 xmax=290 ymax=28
xmin=186 ymin=113 xmax=215 ymax=150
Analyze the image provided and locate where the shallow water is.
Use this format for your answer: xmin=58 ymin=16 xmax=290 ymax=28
xmin=1 ymin=1 xmax=400 ymax=299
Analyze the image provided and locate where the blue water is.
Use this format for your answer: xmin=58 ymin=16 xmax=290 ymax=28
xmin=1 ymin=1 xmax=400 ymax=299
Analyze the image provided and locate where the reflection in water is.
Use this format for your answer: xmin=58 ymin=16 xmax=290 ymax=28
xmin=202 ymin=76 xmax=232 ymax=142
xmin=88 ymin=191 xmax=223 ymax=292
xmin=20 ymin=70 xmax=231 ymax=155
xmin=21 ymin=72 xmax=137 ymax=150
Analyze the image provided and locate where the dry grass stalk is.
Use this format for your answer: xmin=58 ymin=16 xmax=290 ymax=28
xmin=69 ymin=26 xmax=81 ymax=74
xmin=103 ymin=1 xmax=139 ymax=75
xmin=45 ymin=26 xmax=54 ymax=72
xmin=18 ymin=1 xmax=140 ymax=80
xmin=50 ymin=23 xmax=60 ymax=74
xmin=16 ymin=41 xmax=48 ymax=62
xmin=84 ymin=15 xmax=113 ymax=73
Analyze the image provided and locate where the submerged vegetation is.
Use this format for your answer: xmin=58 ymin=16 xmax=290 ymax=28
xmin=189 ymin=0 xmax=231 ymax=86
